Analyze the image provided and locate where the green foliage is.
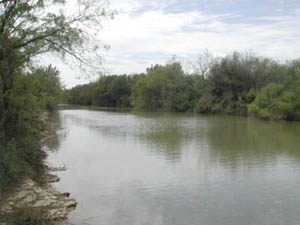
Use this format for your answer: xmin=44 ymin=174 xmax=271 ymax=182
xmin=66 ymin=75 xmax=134 ymax=107
xmin=3 ymin=207 xmax=51 ymax=225
xmin=65 ymin=54 xmax=300 ymax=121
xmin=94 ymin=75 xmax=132 ymax=107
xmin=30 ymin=65 xmax=63 ymax=112
xmin=65 ymin=62 xmax=204 ymax=112
xmin=195 ymin=52 xmax=283 ymax=115
xmin=194 ymin=91 xmax=215 ymax=113
xmin=131 ymin=62 xmax=202 ymax=112
xmin=0 ymin=70 xmax=51 ymax=196
xmin=0 ymin=67 xmax=63 ymax=197
xmin=248 ymin=61 xmax=300 ymax=120
xmin=0 ymin=143 xmax=27 ymax=195
xmin=131 ymin=65 xmax=170 ymax=111
xmin=0 ymin=0 xmax=107 ymax=201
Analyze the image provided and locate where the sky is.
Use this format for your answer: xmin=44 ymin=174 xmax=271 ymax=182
xmin=52 ymin=0 xmax=300 ymax=88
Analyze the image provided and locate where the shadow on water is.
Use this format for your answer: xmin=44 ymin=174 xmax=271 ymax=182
xmin=42 ymin=111 xmax=69 ymax=153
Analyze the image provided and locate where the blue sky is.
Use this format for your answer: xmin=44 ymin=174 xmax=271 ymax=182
xmin=57 ymin=0 xmax=300 ymax=87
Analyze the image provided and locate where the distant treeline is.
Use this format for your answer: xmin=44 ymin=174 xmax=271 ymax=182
xmin=65 ymin=52 xmax=300 ymax=121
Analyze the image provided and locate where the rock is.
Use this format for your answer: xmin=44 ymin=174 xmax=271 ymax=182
xmin=65 ymin=198 xmax=77 ymax=209
xmin=22 ymin=192 xmax=37 ymax=204
xmin=0 ymin=178 xmax=77 ymax=222
xmin=1 ymin=204 xmax=12 ymax=214
xmin=14 ymin=191 xmax=28 ymax=199
xmin=33 ymin=198 xmax=56 ymax=207
xmin=62 ymin=192 xmax=70 ymax=197
xmin=44 ymin=173 xmax=60 ymax=183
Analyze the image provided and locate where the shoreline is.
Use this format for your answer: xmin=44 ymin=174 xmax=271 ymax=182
xmin=0 ymin=112 xmax=77 ymax=225
xmin=59 ymin=104 xmax=300 ymax=123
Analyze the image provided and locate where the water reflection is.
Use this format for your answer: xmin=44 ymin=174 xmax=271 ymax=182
xmin=49 ymin=108 xmax=300 ymax=225
xmin=204 ymin=116 xmax=300 ymax=168
xmin=42 ymin=111 xmax=63 ymax=152
xmin=142 ymin=119 xmax=184 ymax=162
xmin=55 ymin=109 xmax=300 ymax=165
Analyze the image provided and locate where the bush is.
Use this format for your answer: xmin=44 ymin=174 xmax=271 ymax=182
xmin=248 ymin=69 xmax=300 ymax=121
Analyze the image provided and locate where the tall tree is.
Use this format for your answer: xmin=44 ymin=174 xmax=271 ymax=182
xmin=0 ymin=0 xmax=114 ymax=139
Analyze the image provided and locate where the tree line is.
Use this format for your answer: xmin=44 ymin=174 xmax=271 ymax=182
xmin=65 ymin=52 xmax=300 ymax=121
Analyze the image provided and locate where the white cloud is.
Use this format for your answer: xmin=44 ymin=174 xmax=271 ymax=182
xmin=49 ymin=0 xmax=300 ymax=87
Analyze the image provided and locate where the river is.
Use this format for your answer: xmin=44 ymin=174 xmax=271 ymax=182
xmin=46 ymin=108 xmax=300 ymax=225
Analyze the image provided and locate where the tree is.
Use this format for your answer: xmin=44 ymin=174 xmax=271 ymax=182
xmin=195 ymin=52 xmax=282 ymax=115
xmin=31 ymin=65 xmax=63 ymax=111
xmin=248 ymin=60 xmax=300 ymax=120
xmin=194 ymin=49 xmax=215 ymax=78
xmin=0 ymin=0 xmax=114 ymax=196
xmin=131 ymin=62 xmax=197 ymax=112
xmin=0 ymin=0 xmax=114 ymax=137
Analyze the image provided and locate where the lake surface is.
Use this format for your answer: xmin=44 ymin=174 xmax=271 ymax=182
xmin=47 ymin=108 xmax=300 ymax=225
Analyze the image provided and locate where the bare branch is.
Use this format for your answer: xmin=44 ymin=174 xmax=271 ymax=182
xmin=0 ymin=0 xmax=17 ymax=34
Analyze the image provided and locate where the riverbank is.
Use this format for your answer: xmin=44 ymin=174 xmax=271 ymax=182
xmin=0 ymin=176 xmax=76 ymax=224
xmin=0 ymin=112 xmax=77 ymax=225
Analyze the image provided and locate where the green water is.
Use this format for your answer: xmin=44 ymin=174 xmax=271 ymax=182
xmin=47 ymin=108 xmax=300 ymax=225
